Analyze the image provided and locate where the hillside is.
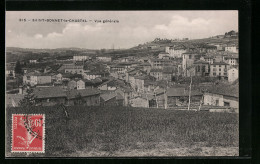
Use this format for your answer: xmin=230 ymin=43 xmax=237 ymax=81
xmin=6 ymin=106 xmax=238 ymax=157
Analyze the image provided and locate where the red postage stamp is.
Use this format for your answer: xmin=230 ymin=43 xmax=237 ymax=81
xmin=12 ymin=114 xmax=45 ymax=153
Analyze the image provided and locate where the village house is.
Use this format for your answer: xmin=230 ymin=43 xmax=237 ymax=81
xmin=73 ymin=55 xmax=90 ymax=61
xmin=23 ymin=72 xmax=52 ymax=86
xmin=149 ymin=69 xmax=163 ymax=81
xmin=76 ymin=79 xmax=85 ymax=90
xmin=195 ymin=44 xmax=217 ymax=53
xmin=139 ymin=62 xmax=151 ymax=73
xmin=110 ymin=65 xmax=127 ymax=74
xmin=96 ymin=56 xmax=112 ymax=62
xmin=166 ymin=45 xmax=187 ymax=58
xmin=203 ymin=56 xmax=214 ymax=64
xmin=29 ymin=59 xmax=37 ymax=64
xmin=66 ymin=88 xmax=100 ymax=106
xmin=149 ymin=59 xmax=174 ymax=69
xmin=209 ymin=62 xmax=230 ymax=79
xmin=225 ymin=46 xmax=237 ymax=53
xmin=6 ymin=65 xmax=15 ymax=77
xmin=143 ymin=81 xmax=160 ymax=93
xmin=125 ymin=68 xmax=147 ymax=83
xmin=192 ymin=60 xmax=210 ymax=77
xmin=98 ymin=79 xmax=125 ymax=91
xmin=64 ymin=65 xmax=84 ymax=74
xmin=228 ymin=67 xmax=238 ymax=83
xmin=52 ymin=73 xmax=63 ymax=82
xmin=100 ymin=91 xmax=124 ymax=106
xmin=182 ymin=52 xmax=199 ymax=76
xmin=58 ymin=64 xmax=84 ymax=74
xmin=203 ymin=84 xmax=238 ymax=110
xmin=115 ymin=86 xmax=133 ymax=106
xmin=82 ymin=72 xmax=102 ymax=80
xmin=166 ymin=88 xmax=203 ymax=107
xmin=33 ymin=87 xmax=67 ymax=106
xmin=158 ymin=52 xmax=170 ymax=59
xmin=223 ymin=54 xmax=239 ymax=66
xmin=130 ymin=96 xmax=150 ymax=108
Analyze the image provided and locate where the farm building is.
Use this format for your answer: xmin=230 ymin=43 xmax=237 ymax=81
xmin=100 ymin=92 xmax=124 ymax=106
xmin=33 ymin=87 xmax=67 ymax=106
xmin=66 ymin=88 xmax=100 ymax=106
xmin=166 ymin=88 xmax=203 ymax=107
xmin=203 ymin=84 xmax=238 ymax=110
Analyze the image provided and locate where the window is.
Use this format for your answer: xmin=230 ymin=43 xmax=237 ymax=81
xmin=189 ymin=55 xmax=192 ymax=59
xmin=213 ymin=73 xmax=216 ymax=76
xmin=216 ymin=99 xmax=219 ymax=106
xmin=219 ymin=68 xmax=221 ymax=71
xmin=224 ymin=102 xmax=230 ymax=107
xmin=213 ymin=65 xmax=216 ymax=67
xmin=213 ymin=68 xmax=216 ymax=71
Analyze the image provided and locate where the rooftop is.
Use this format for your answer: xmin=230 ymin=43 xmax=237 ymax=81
xmin=66 ymin=88 xmax=100 ymax=99
xmin=33 ymin=87 xmax=67 ymax=99
xmin=167 ymin=88 xmax=202 ymax=97
xmin=205 ymin=84 xmax=238 ymax=98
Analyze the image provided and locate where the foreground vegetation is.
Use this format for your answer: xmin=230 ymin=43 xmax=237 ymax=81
xmin=6 ymin=106 xmax=239 ymax=157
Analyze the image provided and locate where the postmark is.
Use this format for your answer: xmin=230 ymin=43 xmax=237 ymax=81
xmin=11 ymin=114 xmax=45 ymax=153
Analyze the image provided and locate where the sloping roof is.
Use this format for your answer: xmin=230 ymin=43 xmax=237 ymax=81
xmin=150 ymin=68 xmax=163 ymax=73
xmin=66 ymin=88 xmax=100 ymax=99
xmin=205 ymin=84 xmax=238 ymax=98
xmin=6 ymin=94 xmax=25 ymax=107
xmin=118 ymin=86 xmax=132 ymax=93
xmin=100 ymin=92 xmax=123 ymax=102
xmin=33 ymin=87 xmax=67 ymax=99
xmin=211 ymin=61 xmax=229 ymax=65
xmin=167 ymin=88 xmax=202 ymax=97
xmin=193 ymin=60 xmax=209 ymax=64
xmin=25 ymin=72 xmax=52 ymax=76
xmin=225 ymin=54 xmax=239 ymax=59
xmin=100 ymin=92 xmax=117 ymax=101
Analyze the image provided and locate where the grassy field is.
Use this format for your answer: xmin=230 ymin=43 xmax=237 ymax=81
xmin=6 ymin=106 xmax=239 ymax=157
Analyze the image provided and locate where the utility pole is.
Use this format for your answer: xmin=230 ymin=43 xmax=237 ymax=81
xmin=188 ymin=72 xmax=192 ymax=111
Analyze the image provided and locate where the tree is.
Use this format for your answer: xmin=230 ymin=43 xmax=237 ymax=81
xmin=19 ymin=87 xmax=35 ymax=108
xmin=15 ymin=60 xmax=23 ymax=75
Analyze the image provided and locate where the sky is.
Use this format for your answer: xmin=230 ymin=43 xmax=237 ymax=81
xmin=6 ymin=11 xmax=238 ymax=49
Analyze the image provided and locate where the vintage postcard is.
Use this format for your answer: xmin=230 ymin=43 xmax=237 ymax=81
xmin=5 ymin=11 xmax=239 ymax=157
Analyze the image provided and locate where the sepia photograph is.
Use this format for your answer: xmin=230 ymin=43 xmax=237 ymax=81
xmin=5 ymin=10 xmax=239 ymax=157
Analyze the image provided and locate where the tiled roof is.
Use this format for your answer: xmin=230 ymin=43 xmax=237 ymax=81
xmin=211 ymin=62 xmax=229 ymax=65
xmin=33 ymin=87 xmax=67 ymax=99
xmin=193 ymin=60 xmax=209 ymax=64
xmin=150 ymin=68 xmax=162 ymax=73
xmin=100 ymin=92 xmax=123 ymax=102
xmin=167 ymin=88 xmax=202 ymax=97
xmin=205 ymin=84 xmax=238 ymax=98
xmin=66 ymin=88 xmax=100 ymax=99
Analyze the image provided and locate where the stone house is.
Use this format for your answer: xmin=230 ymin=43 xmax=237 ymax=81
xmin=33 ymin=87 xmax=67 ymax=106
xmin=76 ymin=80 xmax=85 ymax=90
xmin=203 ymin=84 xmax=238 ymax=110
xmin=228 ymin=68 xmax=238 ymax=83
xmin=66 ymin=88 xmax=100 ymax=106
